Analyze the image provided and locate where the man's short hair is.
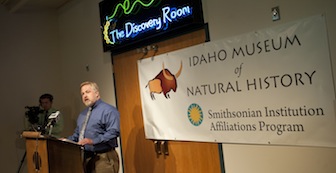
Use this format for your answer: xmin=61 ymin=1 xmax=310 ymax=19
xmin=39 ymin=93 xmax=54 ymax=103
xmin=80 ymin=81 xmax=100 ymax=92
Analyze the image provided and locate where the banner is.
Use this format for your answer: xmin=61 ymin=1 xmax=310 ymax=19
xmin=137 ymin=15 xmax=336 ymax=147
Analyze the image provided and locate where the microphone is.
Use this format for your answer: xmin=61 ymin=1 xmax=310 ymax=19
xmin=48 ymin=111 xmax=60 ymax=120
xmin=46 ymin=111 xmax=60 ymax=127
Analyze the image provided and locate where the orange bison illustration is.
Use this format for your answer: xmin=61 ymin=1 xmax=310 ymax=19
xmin=146 ymin=62 xmax=182 ymax=100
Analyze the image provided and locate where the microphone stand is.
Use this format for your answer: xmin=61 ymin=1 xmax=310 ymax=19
xmin=48 ymin=124 xmax=54 ymax=136
xmin=46 ymin=119 xmax=56 ymax=136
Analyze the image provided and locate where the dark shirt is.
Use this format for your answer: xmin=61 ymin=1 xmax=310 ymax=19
xmin=68 ymin=99 xmax=120 ymax=152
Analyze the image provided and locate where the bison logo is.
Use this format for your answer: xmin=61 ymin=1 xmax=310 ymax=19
xmin=146 ymin=62 xmax=182 ymax=100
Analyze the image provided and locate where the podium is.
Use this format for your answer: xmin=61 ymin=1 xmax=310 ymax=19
xmin=22 ymin=131 xmax=84 ymax=173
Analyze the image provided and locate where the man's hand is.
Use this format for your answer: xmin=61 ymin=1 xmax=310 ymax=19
xmin=78 ymin=138 xmax=93 ymax=145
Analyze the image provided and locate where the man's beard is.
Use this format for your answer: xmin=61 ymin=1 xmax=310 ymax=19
xmin=84 ymin=100 xmax=94 ymax=107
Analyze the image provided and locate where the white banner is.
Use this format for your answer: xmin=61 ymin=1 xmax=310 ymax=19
xmin=138 ymin=15 xmax=336 ymax=147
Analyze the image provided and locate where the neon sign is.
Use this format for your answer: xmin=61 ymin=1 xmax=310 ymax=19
xmin=99 ymin=0 xmax=204 ymax=53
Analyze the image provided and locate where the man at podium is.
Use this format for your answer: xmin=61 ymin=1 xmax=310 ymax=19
xmin=67 ymin=81 xmax=120 ymax=173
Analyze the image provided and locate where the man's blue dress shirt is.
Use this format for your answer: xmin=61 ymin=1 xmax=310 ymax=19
xmin=68 ymin=99 xmax=120 ymax=152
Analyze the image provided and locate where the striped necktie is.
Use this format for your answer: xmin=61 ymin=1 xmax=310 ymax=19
xmin=79 ymin=107 xmax=92 ymax=142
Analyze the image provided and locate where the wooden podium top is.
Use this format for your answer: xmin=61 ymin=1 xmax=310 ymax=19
xmin=21 ymin=131 xmax=42 ymax=138
xmin=21 ymin=131 xmax=80 ymax=146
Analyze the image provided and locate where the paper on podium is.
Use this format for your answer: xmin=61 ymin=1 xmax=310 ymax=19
xmin=60 ymin=138 xmax=81 ymax=146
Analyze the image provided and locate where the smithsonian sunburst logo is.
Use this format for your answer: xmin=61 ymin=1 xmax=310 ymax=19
xmin=187 ymin=103 xmax=203 ymax=126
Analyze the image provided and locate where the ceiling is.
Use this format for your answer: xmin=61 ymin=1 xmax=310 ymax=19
xmin=0 ymin=0 xmax=72 ymax=13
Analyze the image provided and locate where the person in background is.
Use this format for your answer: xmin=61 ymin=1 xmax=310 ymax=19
xmin=67 ymin=81 xmax=120 ymax=173
xmin=24 ymin=93 xmax=64 ymax=137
